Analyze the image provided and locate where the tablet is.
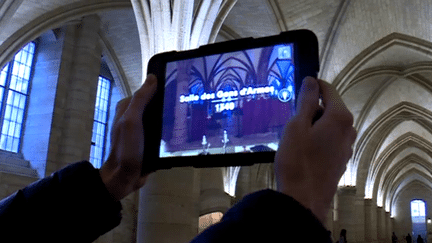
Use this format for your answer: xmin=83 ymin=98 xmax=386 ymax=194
xmin=142 ymin=29 xmax=319 ymax=173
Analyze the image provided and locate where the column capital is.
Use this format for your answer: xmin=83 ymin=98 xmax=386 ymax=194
xmin=131 ymin=0 xmax=235 ymax=87
xmin=338 ymin=186 xmax=357 ymax=195
xmin=364 ymin=198 xmax=376 ymax=206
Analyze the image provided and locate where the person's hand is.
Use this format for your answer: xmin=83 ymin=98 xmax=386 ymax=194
xmin=99 ymin=74 xmax=157 ymax=201
xmin=274 ymin=76 xmax=356 ymax=223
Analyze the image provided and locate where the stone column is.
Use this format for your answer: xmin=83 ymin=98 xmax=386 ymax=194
xmin=249 ymin=163 xmax=271 ymax=192
xmin=333 ymin=194 xmax=339 ymax=241
xmin=364 ymin=199 xmax=378 ymax=243
xmin=324 ymin=199 xmax=334 ymax=237
xmin=377 ymin=207 xmax=386 ymax=243
xmin=199 ymin=167 xmax=231 ymax=215
xmin=234 ymin=166 xmax=251 ymax=200
xmin=390 ymin=218 xmax=398 ymax=242
xmin=133 ymin=2 xmax=236 ymax=242
xmin=336 ymin=187 xmax=357 ymax=243
xmin=427 ymin=218 xmax=432 ymax=243
xmin=385 ymin=211 xmax=392 ymax=242
xmin=136 ymin=167 xmax=201 ymax=243
xmin=234 ymin=164 xmax=270 ymax=201
xmin=45 ymin=15 xmax=102 ymax=176
xmin=130 ymin=0 xmax=235 ymax=90
xmin=354 ymin=196 xmax=365 ymax=243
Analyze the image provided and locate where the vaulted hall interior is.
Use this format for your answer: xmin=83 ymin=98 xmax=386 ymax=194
xmin=1 ymin=0 xmax=432 ymax=242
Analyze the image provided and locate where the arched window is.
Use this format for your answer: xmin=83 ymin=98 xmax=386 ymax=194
xmin=0 ymin=42 xmax=36 ymax=153
xmin=90 ymin=76 xmax=112 ymax=168
xmin=411 ymin=199 xmax=427 ymax=240
xmin=198 ymin=212 xmax=223 ymax=233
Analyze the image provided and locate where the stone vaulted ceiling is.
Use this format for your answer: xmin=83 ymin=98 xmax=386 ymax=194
xmin=2 ymin=0 xmax=432 ymax=217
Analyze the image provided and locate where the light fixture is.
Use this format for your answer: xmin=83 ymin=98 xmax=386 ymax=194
xmin=427 ymin=219 xmax=431 ymax=224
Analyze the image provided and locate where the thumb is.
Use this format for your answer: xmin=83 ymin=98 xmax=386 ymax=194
xmin=296 ymin=76 xmax=320 ymax=121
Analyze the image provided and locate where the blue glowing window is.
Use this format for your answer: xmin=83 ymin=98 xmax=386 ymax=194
xmin=411 ymin=199 xmax=427 ymax=239
xmin=411 ymin=200 xmax=426 ymax=220
xmin=90 ymin=76 xmax=111 ymax=168
xmin=0 ymin=42 xmax=35 ymax=153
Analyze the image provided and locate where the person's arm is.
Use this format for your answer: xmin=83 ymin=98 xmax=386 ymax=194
xmin=274 ymin=77 xmax=356 ymax=223
xmin=0 ymin=161 xmax=122 ymax=242
xmin=0 ymin=75 xmax=157 ymax=242
xmin=192 ymin=77 xmax=355 ymax=242
xmin=100 ymin=74 xmax=157 ymax=201
xmin=190 ymin=189 xmax=332 ymax=243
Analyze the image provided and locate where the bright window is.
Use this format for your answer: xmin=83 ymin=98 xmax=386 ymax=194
xmin=411 ymin=199 xmax=427 ymax=239
xmin=90 ymin=76 xmax=111 ymax=168
xmin=412 ymin=200 xmax=426 ymax=215
xmin=0 ymin=42 xmax=35 ymax=153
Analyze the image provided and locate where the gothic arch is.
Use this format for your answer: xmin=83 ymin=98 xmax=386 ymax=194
xmin=369 ymin=133 xmax=432 ymax=199
xmin=390 ymin=175 xmax=432 ymax=216
xmin=336 ymin=33 xmax=432 ymax=190
xmin=332 ymin=32 xmax=432 ymax=94
xmin=131 ymin=0 xmax=237 ymax=82
xmin=349 ymin=65 xmax=432 ymax=132
xmin=352 ymin=76 xmax=397 ymax=132
xmin=354 ymin=102 xmax=432 ymax=196
xmin=366 ymin=132 xmax=432 ymax=200
xmin=378 ymin=154 xmax=432 ymax=210
xmin=0 ymin=0 xmax=24 ymax=29
xmin=208 ymin=0 xmax=238 ymax=44
xmin=0 ymin=0 xmax=131 ymax=71
xmin=351 ymin=62 xmax=432 ymax=87
xmin=99 ymin=33 xmax=132 ymax=97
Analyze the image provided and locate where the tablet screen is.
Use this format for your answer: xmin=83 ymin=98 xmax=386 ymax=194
xmin=160 ymin=44 xmax=295 ymax=158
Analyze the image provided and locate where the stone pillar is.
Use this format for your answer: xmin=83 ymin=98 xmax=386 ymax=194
xmin=337 ymin=187 xmax=357 ymax=243
xmin=199 ymin=167 xmax=230 ymax=215
xmin=385 ymin=211 xmax=392 ymax=242
xmin=133 ymin=2 xmax=236 ymax=242
xmin=324 ymin=199 xmax=334 ymax=237
xmin=354 ymin=196 xmax=365 ymax=243
xmin=234 ymin=166 xmax=251 ymax=200
xmin=136 ymin=167 xmax=201 ymax=243
xmin=377 ymin=207 xmax=386 ymax=243
xmin=390 ymin=218 xmax=398 ymax=242
xmin=364 ymin=199 xmax=378 ymax=243
xmin=234 ymin=164 xmax=270 ymax=202
xmin=333 ymin=194 xmax=339 ymax=241
xmin=249 ymin=163 xmax=271 ymax=192
xmin=427 ymin=218 xmax=432 ymax=243
xmin=130 ymin=0 xmax=235 ymax=90
xmin=45 ymin=15 xmax=102 ymax=176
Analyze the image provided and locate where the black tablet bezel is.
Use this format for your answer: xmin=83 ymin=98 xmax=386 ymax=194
xmin=142 ymin=29 xmax=319 ymax=174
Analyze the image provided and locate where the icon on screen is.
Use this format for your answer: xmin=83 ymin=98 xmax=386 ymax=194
xmin=278 ymin=46 xmax=291 ymax=59
xmin=278 ymin=88 xmax=292 ymax=103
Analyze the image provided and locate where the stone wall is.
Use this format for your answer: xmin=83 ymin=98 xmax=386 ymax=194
xmin=0 ymin=171 xmax=38 ymax=200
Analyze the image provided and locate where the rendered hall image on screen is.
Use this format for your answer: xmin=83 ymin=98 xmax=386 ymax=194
xmin=160 ymin=44 xmax=296 ymax=158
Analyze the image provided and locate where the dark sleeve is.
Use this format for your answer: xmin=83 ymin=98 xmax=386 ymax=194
xmin=0 ymin=161 xmax=122 ymax=243
xmin=190 ymin=189 xmax=332 ymax=243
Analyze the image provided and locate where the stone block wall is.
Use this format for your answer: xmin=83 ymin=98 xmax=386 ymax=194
xmin=0 ymin=171 xmax=38 ymax=199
